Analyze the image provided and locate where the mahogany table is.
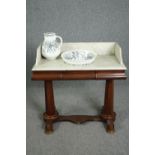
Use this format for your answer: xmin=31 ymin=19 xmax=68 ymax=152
xmin=32 ymin=42 xmax=127 ymax=134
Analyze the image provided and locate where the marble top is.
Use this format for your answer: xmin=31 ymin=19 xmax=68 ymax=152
xmin=32 ymin=42 xmax=127 ymax=71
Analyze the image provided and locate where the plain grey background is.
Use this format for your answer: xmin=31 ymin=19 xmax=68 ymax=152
xmin=27 ymin=0 xmax=129 ymax=155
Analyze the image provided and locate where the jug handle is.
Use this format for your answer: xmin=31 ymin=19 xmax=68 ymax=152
xmin=56 ymin=36 xmax=63 ymax=47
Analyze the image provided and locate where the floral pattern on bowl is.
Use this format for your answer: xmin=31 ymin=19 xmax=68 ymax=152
xmin=61 ymin=50 xmax=97 ymax=65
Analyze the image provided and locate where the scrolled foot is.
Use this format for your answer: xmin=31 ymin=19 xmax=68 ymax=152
xmin=106 ymin=120 xmax=115 ymax=133
xmin=45 ymin=121 xmax=53 ymax=134
xmin=43 ymin=112 xmax=58 ymax=134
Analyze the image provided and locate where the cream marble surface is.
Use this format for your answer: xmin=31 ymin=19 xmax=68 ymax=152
xmin=32 ymin=42 xmax=127 ymax=71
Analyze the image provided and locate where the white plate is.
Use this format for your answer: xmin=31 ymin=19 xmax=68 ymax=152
xmin=61 ymin=49 xmax=97 ymax=65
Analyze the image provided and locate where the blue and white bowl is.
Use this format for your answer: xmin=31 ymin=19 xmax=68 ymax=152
xmin=61 ymin=50 xmax=97 ymax=65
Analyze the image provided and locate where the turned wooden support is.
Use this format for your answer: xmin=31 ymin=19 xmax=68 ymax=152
xmin=44 ymin=80 xmax=56 ymax=115
xmin=101 ymin=80 xmax=115 ymax=133
xmin=42 ymin=79 xmax=116 ymax=134
xmin=44 ymin=80 xmax=58 ymax=134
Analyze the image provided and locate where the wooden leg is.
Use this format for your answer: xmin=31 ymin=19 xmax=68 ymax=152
xmin=44 ymin=115 xmax=53 ymax=133
xmin=106 ymin=120 xmax=115 ymax=133
xmin=43 ymin=80 xmax=58 ymax=134
xmin=101 ymin=80 xmax=115 ymax=133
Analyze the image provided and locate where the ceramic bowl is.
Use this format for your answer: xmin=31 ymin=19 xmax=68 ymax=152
xmin=61 ymin=49 xmax=97 ymax=65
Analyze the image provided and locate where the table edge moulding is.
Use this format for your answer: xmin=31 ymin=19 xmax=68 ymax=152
xmin=31 ymin=42 xmax=127 ymax=134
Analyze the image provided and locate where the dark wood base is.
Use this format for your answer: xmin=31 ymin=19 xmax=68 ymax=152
xmin=41 ymin=79 xmax=118 ymax=134
xmin=32 ymin=70 xmax=126 ymax=133
xmin=32 ymin=69 xmax=126 ymax=134
xmin=43 ymin=112 xmax=116 ymax=134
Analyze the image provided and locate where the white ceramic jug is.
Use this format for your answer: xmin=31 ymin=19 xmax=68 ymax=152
xmin=42 ymin=32 xmax=63 ymax=60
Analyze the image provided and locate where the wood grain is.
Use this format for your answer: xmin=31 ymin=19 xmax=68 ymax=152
xmin=32 ymin=70 xmax=126 ymax=80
